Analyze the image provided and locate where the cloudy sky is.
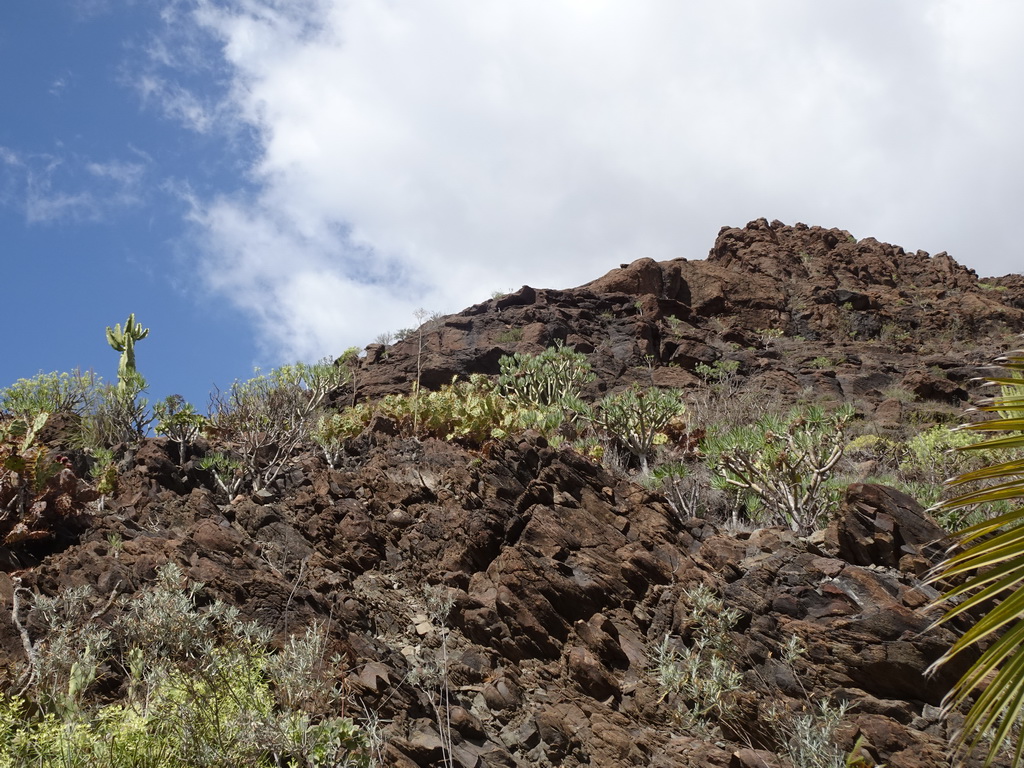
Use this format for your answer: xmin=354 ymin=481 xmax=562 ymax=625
xmin=2 ymin=1 xmax=1023 ymax=409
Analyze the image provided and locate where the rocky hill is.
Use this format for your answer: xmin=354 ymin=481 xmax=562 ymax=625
xmin=2 ymin=219 xmax=1024 ymax=767
xmin=355 ymin=218 xmax=1023 ymax=413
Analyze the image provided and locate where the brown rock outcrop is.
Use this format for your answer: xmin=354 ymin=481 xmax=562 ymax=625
xmin=0 ymin=432 xmax=1001 ymax=767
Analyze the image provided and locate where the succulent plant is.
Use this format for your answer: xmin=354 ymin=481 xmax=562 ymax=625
xmin=105 ymin=314 xmax=149 ymax=392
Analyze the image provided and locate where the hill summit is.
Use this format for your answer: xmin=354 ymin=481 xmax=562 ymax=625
xmin=1 ymin=219 xmax=1023 ymax=767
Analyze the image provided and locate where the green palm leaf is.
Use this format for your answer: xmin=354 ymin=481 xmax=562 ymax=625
xmin=927 ymin=347 xmax=1024 ymax=766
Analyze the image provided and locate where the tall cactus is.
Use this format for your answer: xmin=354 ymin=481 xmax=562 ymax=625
xmin=105 ymin=313 xmax=149 ymax=391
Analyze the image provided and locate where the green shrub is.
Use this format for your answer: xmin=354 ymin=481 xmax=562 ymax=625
xmin=694 ymin=359 xmax=740 ymax=385
xmin=498 ymin=342 xmax=594 ymax=410
xmin=0 ymin=370 xmax=97 ymax=419
xmin=312 ymin=406 xmax=373 ymax=466
xmin=755 ymin=327 xmax=784 ymax=348
xmin=79 ymin=372 xmax=151 ymax=450
xmin=895 ymin=424 xmax=1010 ymax=528
xmin=496 ymin=327 xmax=524 ymax=344
xmin=154 ymin=395 xmax=206 ymax=464
xmin=198 ymin=452 xmax=244 ymax=498
xmin=645 ymin=462 xmax=730 ymax=524
xmin=209 ymin=359 xmax=345 ymax=493
xmin=5 ymin=562 xmax=371 ymax=768
xmin=584 ymin=385 xmax=685 ymax=470
xmin=844 ymin=433 xmax=895 ymax=461
xmin=703 ymin=404 xmax=856 ymax=534
xmin=88 ymin=447 xmax=118 ymax=506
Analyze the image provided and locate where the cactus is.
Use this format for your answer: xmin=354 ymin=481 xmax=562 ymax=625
xmin=105 ymin=313 xmax=149 ymax=391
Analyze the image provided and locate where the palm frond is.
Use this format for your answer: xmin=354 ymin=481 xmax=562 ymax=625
xmin=928 ymin=342 xmax=1024 ymax=766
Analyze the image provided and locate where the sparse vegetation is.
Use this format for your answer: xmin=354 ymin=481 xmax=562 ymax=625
xmin=0 ymin=413 xmax=91 ymax=546
xmin=652 ymin=585 xmax=742 ymax=735
xmin=3 ymin=562 xmax=371 ymax=768
xmin=702 ymin=404 xmax=856 ymax=533
xmin=496 ymin=327 xmax=523 ymax=344
xmin=208 ymin=358 xmax=346 ymax=493
xmin=0 ymin=240 xmax=1018 ymax=767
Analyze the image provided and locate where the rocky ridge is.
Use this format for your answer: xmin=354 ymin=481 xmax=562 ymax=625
xmin=355 ymin=218 xmax=1023 ymax=422
xmin=3 ymin=219 xmax=1024 ymax=767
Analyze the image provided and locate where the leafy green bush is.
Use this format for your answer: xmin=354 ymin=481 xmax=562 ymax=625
xmin=498 ymin=342 xmax=594 ymax=410
xmin=694 ymin=359 xmax=740 ymax=386
xmin=79 ymin=371 xmax=151 ymax=450
xmin=198 ymin=452 xmax=244 ymax=498
xmin=584 ymin=385 xmax=685 ymax=470
xmin=703 ymin=404 xmax=855 ymax=533
xmin=0 ymin=370 xmax=97 ymax=419
xmin=154 ymin=395 xmax=207 ymax=464
xmin=5 ymin=562 xmax=371 ymax=768
xmin=897 ymin=425 xmax=989 ymax=508
xmin=496 ymin=327 xmax=524 ymax=344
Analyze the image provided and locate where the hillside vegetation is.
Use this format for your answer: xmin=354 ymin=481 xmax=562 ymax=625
xmin=1 ymin=219 xmax=1023 ymax=767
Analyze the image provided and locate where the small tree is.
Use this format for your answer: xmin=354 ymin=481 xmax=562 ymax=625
xmin=585 ymin=385 xmax=685 ymax=471
xmin=702 ymin=404 xmax=855 ymax=534
xmin=154 ymin=395 xmax=207 ymax=465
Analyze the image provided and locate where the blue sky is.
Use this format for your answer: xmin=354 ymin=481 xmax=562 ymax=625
xmin=3 ymin=1 xmax=1023 ymax=412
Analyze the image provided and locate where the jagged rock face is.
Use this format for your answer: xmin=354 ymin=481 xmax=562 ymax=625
xmin=0 ymin=432 xmax=998 ymax=768
xmin=3 ymin=221 xmax=1022 ymax=767
xmin=352 ymin=219 xmax=1024 ymax=414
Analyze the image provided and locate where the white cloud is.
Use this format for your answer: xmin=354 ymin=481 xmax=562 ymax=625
xmin=159 ymin=0 xmax=1024 ymax=361
xmin=0 ymin=149 xmax=149 ymax=224
xmin=136 ymin=75 xmax=222 ymax=134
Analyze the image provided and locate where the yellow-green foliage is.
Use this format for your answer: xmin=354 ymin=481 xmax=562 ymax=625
xmin=497 ymin=342 xmax=594 ymax=409
xmin=585 ymin=385 xmax=685 ymax=469
xmin=845 ymin=433 xmax=894 ymax=459
xmin=0 ymin=370 xmax=97 ymax=419
xmin=4 ymin=563 xmax=371 ymax=768
xmin=315 ymin=374 xmax=565 ymax=449
xmin=899 ymin=425 xmax=996 ymax=512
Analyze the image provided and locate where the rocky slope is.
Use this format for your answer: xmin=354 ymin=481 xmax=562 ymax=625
xmin=3 ymin=219 xmax=1024 ymax=767
xmin=355 ymin=218 xmax=1023 ymax=425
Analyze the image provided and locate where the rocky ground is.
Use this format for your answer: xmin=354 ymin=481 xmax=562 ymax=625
xmin=3 ymin=219 xmax=1024 ymax=767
